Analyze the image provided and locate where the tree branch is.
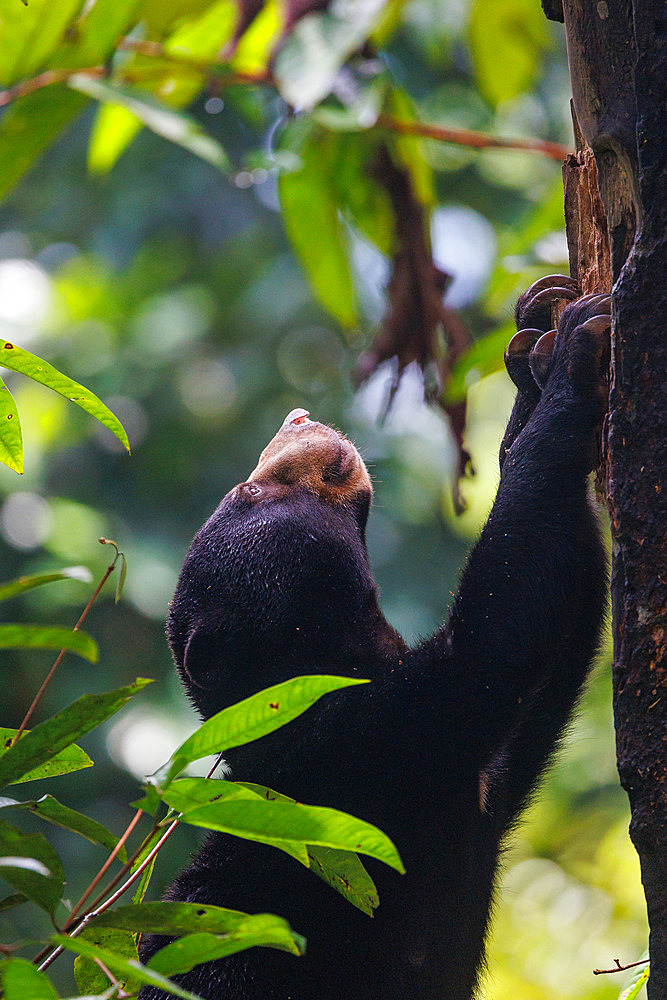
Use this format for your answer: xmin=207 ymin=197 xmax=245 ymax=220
xmin=0 ymin=43 xmax=571 ymax=162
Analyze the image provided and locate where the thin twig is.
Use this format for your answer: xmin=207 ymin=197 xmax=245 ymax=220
xmin=37 ymin=752 xmax=229 ymax=972
xmin=86 ymin=750 xmax=227 ymax=912
xmin=65 ymin=809 xmax=144 ymax=926
xmin=13 ymin=556 xmax=118 ymax=743
xmin=0 ymin=66 xmax=105 ymax=107
xmin=376 ymin=114 xmax=570 ymax=162
xmin=593 ymin=957 xmax=649 ymax=975
xmin=84 ymin=820 xmax=161 ymax=913
xmin=37 ymin=819 xmax=179 ymax=974
xmin=92 ymin=956 xmax=122 ymax=993
xmin=0 ymin=47 xmax=570 ymax=162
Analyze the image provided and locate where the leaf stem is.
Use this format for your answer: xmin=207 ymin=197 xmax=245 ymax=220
xmin=13 ymin=554 xmax=118 ymax=743
xmin=65 ymin=809 xmax=144 ymax=926
xmin=35 ymin=752 xmax=228 ymax=972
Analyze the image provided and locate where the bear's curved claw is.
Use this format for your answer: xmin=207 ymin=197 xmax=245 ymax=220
xmin=528 ymin=329 xmax=557 ymax=389
xmin=515 ymin=274 xmax=579 ymax=332
xmin=504 ymin=328 xmax=542 ymax=393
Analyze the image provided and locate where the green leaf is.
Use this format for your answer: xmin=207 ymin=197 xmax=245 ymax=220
xmin=0 ymin=88 xmax=88 ymax=205
xmin=468 ymin=0 xmax=550 ymax=108
xmin=0 ymin=0 xmax=83 ymax=86
xmin=155 ymin=778 xmax=309 ymax=865
xmin=168 ymin=790 xmax=404 ymax=874
xmin=444 ymin=322 xmax=515 ymax=404
xmin=87 ymin=104 xmax=144 ymax=175
xmin=279 ymin=126 xmax=358 ymax=328
xmin=238 ymin=783 xmax=379 ymax=915
xmin=53 ymin=0 xmax=143 ymax=70
xmin=0 ymin=340 xmax=130 ymax=453
xmin=86 ymin=0 xmax=237 ymax=172
xmin=0 ymin=821 xmax=64 ymax=914
xmin=69 ymin=76 xmax=230 ymax=173
xmin=131 ymin=782 xmax=162 ymax=817
xmin=0 ymin=567 xmax=92 ymax=602
xmin=274 ymin=0 xmax=387 ymax=110
xmin=306 ymin=844 xmax=379 ymax=915
xmin=0 ymin=957 xmax=58 ymax=1000
xmin=54 ymin=935 xmax=208 ymax=1000
xmin=90 ymin=901 xmax=302 ymax=947
xmin=0 ymin=377 xmax=22 ymax=474
xmin=619 ymin=965 xmax=650 ymax=1000
xmin=0 ymin=728 xmax=93 ymax=785
xmin=156 ymin=675 xmax=366 ymax=787
xmin=385 ymin=87 xmax=436 ymax=209
xmin=0 ymin=892 xmax=27 ymax=913
xmin=0 ymin=795 xmax=127 ymax=862
xmin=115 ymin=552 xmax=127 ymax=604
xmin=128 ymin=824 xmax=165 ymax=905
xmin=74 ymin=928 xmax=142 ymax=997
xmin=0 ymin=678 xmax=152 ymax=789
xmin=334 ymin=133 xmax=395 ymax=256
xmin=311 ymin=75 xmax=389 ymax=135
xmin=148 ymin=922 xmax=303 ymax=977
xmin=230 ymin=0 xmax=282 ymax=75
xmin=131 ymin=851 xmax=156 ymax=905
xmin=154 ymin=777 xmax=260 ymax=813
xmin=0 ymin=624 xmax=98 ymax=661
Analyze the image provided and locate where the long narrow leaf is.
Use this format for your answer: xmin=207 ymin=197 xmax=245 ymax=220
xmin=0 ymin=0 xmax=82 ymax=86
xmin=278 ymin=127 xmax=358 ymax=328
xmin=0 ymin=567 xmax=92 ymax=602
xmin=0 ymin=679 xmax=152 ymax=789
xmin=166 ymin=793 xmax=404 ymax=873
xmin=89 ymin=901 xmax=301 ymax=944
xmin=152 ymin=778 xmax=309 ymax=865
xmin=54 ymin=935 xmax=206 ymax=1000
xmin=0 ymin=795 xmax=126 ymax=861
xmin=0 ymin=956 xmax=58 ymax=1000
xmin=0 ymin=341 xmax=129 ymax=453
xmin=0 ymin=892 xmax=27 ymax=913
xmin=0 ymin=624 xmax=97 ymax=661
xmin=238 ymin=782 xmax=378 ymax=914
xmin=69 ymin=76 xmax=230 ymax=172
xmin=156 ymin=675 xmax=366 ymax=788
xmin=0 ymin=728 xmax=92 ymax=784
xmin=0 ymin=821 xmax=64 ymax=914
xmin=148 ymin=918 xmax=304 ymax=977
xmin=0 ymin=377 xmax=22 ymax=473
xmin=0 ymin=88 xmax=88 ymax=206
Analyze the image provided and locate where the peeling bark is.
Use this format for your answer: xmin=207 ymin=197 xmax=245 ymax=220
xmin=546 ymin=1 xmax=666 ymax=995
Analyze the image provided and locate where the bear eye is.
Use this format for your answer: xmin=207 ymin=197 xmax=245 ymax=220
xmin=239 ymin=482 xmax=263 ymax=500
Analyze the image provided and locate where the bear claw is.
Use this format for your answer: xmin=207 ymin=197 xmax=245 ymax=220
xmin=504 ymin=328 xmax=542 ymax=393
xmin=515 ymin=274 xmax=579 ymax=332
xmin=528 ymin=330 xmax=557 ymax=389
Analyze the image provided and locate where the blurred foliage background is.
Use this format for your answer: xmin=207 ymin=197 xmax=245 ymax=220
xmin=0 ymin=0 xmax=648 ymax=996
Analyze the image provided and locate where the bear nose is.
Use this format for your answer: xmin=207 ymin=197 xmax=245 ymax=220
xmin=281 ymin=408 xmax=311 ymax=429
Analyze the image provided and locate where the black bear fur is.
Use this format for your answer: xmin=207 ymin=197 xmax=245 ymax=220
xmin=138 ymin=284 xmax=610 ymax=1000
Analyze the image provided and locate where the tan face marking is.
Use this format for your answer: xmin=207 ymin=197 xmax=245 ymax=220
xmin=242 ymin=409 xmax=372 ymax=505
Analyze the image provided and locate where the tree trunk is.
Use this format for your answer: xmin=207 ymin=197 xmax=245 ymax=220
xmin=548 ymin=2 xmax=667 ymax=996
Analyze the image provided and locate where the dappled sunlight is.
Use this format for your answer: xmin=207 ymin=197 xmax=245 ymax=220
xmin=106 ymin=705 xmax=218 ymax=782
xmin=0 ymin=258 xmax=52 ymax=342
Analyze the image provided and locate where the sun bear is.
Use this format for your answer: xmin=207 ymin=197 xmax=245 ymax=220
xmin=139 ymin=281 xmax=610 ymax=1000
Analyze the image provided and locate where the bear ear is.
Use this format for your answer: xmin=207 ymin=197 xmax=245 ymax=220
xmin=182 ymin=628 xmax=219 ymax=692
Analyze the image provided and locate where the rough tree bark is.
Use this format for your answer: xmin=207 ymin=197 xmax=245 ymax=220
xmin=544 ymin=2 xmax=666 ymax=996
